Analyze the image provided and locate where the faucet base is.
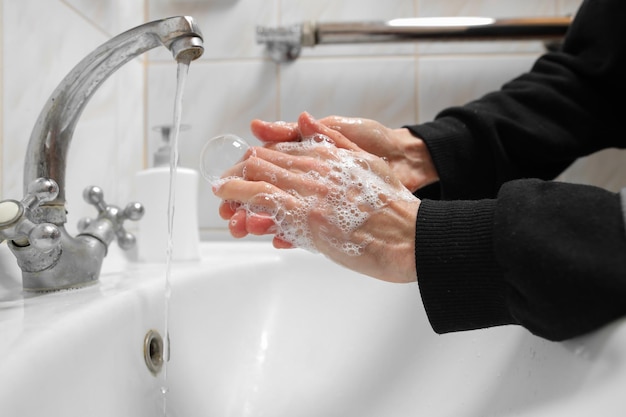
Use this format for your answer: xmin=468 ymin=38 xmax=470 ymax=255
xmin=10 ymin=229 xmax=106 ymax=292
xmin=22 ymin=277 xmax=99 ymax=293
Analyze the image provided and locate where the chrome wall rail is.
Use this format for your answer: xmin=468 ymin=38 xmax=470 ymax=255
xmin=257 ymin=16 xmax=572 ymax=62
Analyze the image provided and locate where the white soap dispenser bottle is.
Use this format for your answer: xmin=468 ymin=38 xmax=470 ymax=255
xmin=134 ymin=125 xmax=200 ymax=263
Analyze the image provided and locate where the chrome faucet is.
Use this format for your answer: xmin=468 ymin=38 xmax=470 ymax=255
xmin=0 ymin=16 xmax=204 ymax=291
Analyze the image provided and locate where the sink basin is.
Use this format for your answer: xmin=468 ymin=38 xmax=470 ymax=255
xmin=1 ymin=241 xmax=626 ymax=416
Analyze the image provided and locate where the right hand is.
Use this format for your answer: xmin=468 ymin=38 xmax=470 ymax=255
xmin=216 ymin=112 xmax=421 ymax=283
xmin=251 ymin=114 xmax=439 ymax=193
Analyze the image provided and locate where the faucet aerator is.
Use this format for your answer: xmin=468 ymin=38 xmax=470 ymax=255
xmin=171 ymin=36 xmax=204 ymax=62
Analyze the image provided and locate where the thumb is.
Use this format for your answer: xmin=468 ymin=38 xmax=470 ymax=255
xmin=250 ymin=119 xmax=299 ymax=143
xmin=297 ymin=112 xmax=361 ymax=151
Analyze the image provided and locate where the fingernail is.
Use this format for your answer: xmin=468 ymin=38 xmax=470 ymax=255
xmin=301 ymin=111 xmax=316 ymax=122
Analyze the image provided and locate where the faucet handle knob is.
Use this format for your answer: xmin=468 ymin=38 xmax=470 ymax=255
xmin=0 ymin=178 xmax=62 ymax=251
xmin=27 ymin=223 xmax=62 ymax=251
xmin=24 ymin=178 xmax=59 ymax=209
xmin=79 ymin=186 xmax=145 ymax=250
xmin=82 ymin=186 xmax=107 ymax=211
xmin=0 ymin=206 xmax=61 ymax=251
xmin=115 ymin=202 xmax=145 ymax=250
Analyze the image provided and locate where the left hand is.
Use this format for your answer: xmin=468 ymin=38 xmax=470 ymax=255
xmin=250 ymin=113 xmax=439 ymax=192
xmin=213 ymin=113 xmax=420 ymax=283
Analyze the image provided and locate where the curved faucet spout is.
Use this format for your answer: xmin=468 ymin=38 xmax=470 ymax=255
xmin=24 ymin=16 xmax=203 ymax=224
xmin=3 ymin=16 xmax=202 ymax=291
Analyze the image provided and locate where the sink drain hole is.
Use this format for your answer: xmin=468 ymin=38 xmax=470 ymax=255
xmin=144 ymin=329 xmax=164 ymax=376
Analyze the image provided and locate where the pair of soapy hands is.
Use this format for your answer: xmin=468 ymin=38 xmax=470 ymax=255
xmin=213 ymin=112 xmax=439 ymax=283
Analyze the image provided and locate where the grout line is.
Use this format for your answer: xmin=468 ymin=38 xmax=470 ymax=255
xmin=414 ymin=0 xmax=420 ymax=123
xmin=275 ymin=0 xmax=282 ymax=119
xmin=0 ymin=0 xmax=3 ymax=198
xmin=276 ymin=63 xmax=282 ymax=119
xmin=59 ymin=0 xmax=112 ymax=37
xmin=142 ymin=0 xmax=149 ymax=169
xmin=142 ymin=52 xmax=149 ymax=170
xmin=253 ymin=48 xmax=544 ymax=64
xmin=414 ymin=54 xmax=420 ymax=124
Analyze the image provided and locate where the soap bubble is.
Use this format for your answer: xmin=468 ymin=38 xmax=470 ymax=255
xmin=200 ymin=134 xmax=250 ymax=184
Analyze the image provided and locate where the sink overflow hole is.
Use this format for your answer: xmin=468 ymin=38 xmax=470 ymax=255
xmin=144 ymin=329 xmax=164 ymax=376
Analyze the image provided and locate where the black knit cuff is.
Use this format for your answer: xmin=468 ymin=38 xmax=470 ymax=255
xmin=405 ymin=117 xmax=481 ymax=200
xmin=415 ymin=199 xmax=513 ymax=334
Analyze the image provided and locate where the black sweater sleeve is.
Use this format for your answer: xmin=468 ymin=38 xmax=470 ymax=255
xmin=407 ymin=0 xmax=626 ymax=200
xmin=416 ymin=181 xmax=626 ymax=341
xmin=408 ymin=0 xmax=626 ymax=341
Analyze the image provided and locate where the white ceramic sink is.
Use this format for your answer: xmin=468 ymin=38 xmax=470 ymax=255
xmin=1 ymin=241 xmax=626 ymax=417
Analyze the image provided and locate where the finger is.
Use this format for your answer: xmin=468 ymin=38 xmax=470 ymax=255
xmin=297 ymin=112 xmax=361 ymax=151
xmin=219 ymin=200 xmax=239 ymax=219
xmin=319 ymin=115 xmax=373 ymax=135
xmin=223 ymin=203 xmax=280 ymax=237
xmin=219 ymin=145 xmax=321 ymax=180
xmin=228 ymin=209 xmax=249 ymax=238
xmin=215 ymin=178 xmax=299 ymax=212
xmin=251 ymin=119 xmax=299 ymax=143
xmin=248 ymin=156 xmax=332 ymax=197
xmin=319 ymin=116 xmax=378 ymax=146
xmin=273 ymin=236 xmax=294 ymax=249
xmin=246 ymin=213 xmax=277 ymax=235
xmin=247 ymin=146 xmax=319 ymax=173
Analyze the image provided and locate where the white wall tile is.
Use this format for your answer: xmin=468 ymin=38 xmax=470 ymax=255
xmin=2 ymin=0 xmax=144 ymax=236
xmin=63 ymin=0 xmax=144 ymax=36
xmin=417 ymin=54 xmax=539 ymax=123
xmin=2 ymin=0 xmax=109 ymax=200
xmin=279 ymin=57 xmax=416 ymax=127
xmin=148 ymin=0 xmax=278 ymax=61
xmin=558 ymin=0 xmax=585 ymax=16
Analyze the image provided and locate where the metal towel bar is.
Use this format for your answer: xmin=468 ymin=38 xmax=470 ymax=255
xmin=257 ymin=16 xmax=572 ymax=62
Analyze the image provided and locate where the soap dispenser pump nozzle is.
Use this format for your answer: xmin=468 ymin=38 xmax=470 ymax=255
xmin=152 ymin=124 xmax=190 ymax=167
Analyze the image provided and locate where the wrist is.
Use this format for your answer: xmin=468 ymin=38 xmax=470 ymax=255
xmin=393 ymin=128 xmax=440 ymax=192
xmin=364 ymin=198 xmax=420 ymax=284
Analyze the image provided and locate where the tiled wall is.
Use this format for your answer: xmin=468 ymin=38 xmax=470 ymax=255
xmin=6 ymin=0 xmax=623 ymax=243
xmin=0 ymin=0 xmax=145 ymax=236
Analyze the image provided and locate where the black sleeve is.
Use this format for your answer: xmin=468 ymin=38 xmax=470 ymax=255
xmin=416 ymin=180 xmax=626 ymax=341
xmin=411 ymin=0 xmax=626 ymax=341
xmin=406 ymin=0 xmax=626 ymax=200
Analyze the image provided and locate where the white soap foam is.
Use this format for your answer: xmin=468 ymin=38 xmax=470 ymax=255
xmin=235 ymin=134 xmax=414 ymax=256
